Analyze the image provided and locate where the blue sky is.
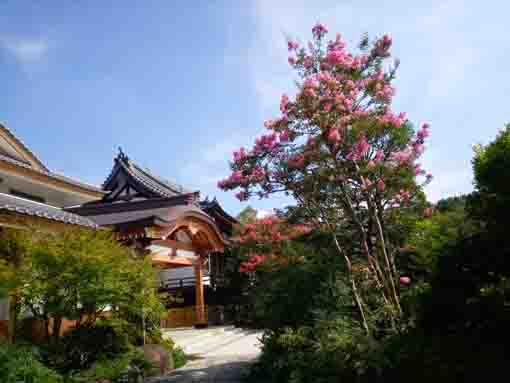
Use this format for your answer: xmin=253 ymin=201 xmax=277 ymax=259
xmin=1 ymin=1 xmax=509 ymax=216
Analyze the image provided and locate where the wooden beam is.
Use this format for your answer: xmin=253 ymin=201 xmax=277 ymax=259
xmin=152 ymin=239 xmax=196 ymax=252
xmin=151 ymin=253 xmax=193 ymax=268
xmin=194 ymin=256 xmax=207 ymax=328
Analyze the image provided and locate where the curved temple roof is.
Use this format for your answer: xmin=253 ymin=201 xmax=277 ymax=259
xmin=0 ymin=192 xmax=98 ymax=228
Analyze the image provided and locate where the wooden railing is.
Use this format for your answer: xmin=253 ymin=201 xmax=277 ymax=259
xmin=160 ymin=275 xmax=210 ymax=290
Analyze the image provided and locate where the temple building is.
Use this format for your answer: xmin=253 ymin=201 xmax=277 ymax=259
xmin=0 ymin=124 xmax=237 ymax=337
xmin=0 ymin=123 xmax=104 ymax=338
xmin=67 ymin=150 xmax=237 ymax=327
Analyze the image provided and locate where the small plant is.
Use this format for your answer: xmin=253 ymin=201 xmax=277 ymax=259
xmin=0 ymin=343 xmax=63 ymax=383
xmin=172 ymin=347 xmax=187 ymax=369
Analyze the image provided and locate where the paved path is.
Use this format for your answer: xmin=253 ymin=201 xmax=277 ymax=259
xmin=146 ymin=326 xmax=263 ymax=383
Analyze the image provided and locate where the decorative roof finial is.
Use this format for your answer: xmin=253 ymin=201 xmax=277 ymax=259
xmin=117 ymin=146 xmax=128 ymax=161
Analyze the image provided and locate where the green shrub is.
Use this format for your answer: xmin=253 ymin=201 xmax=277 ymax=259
xmin=172 ymin=347 xmax=186 ymax=369
xmin=0 ymin=343 xmax=63 ymax=383
xmin=47 ymin=323 xmax=130 ymax=373
xmin=71 ymin=348 xmax=153 ymax=382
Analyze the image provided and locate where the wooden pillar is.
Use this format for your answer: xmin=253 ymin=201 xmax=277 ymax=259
xmin=194 ymin=254 xmax=207 ymax=328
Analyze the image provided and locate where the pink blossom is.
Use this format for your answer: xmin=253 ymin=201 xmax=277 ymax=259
xmin=280 ymin=94 xmax=290 ymax=113
xmin=288 ymin=56 xmax=296 ymax=65
xmin=312 ymin=23 xmax=328 ymax=37
xmin=303 ymin=56 xmax=313 ymax=69
xmin=367 ymin=160 xmax=376 ymax=169
xmin=391 ymin=150 xmax=411 ymax=164
xmin=400 ymin=276 xmax=411 ymax=285
xmin=377 ymin=179 xmax=385 ymax=192
xmin=287 ymin=40 xmax=299 ymax=51
xmin=288 ymin=153 xmax=305 ymax=169
xmin=280 ymin=129 xmax=290 ymax=142
xmin=372 ymin=34 xmax=392 ymax=58
xmin=426 ymin=172 xmax=433 ymax=180
xmin=328 ymin=128 xmax=341 ymax=143
xmin=416 ymin=123 xmax=430 ymax=140
xmin=303 ymin=77 xmax=318 ymax=89
xmin=374 ymin=149 xmax=384 ymax=162
xmin=233 ymin=147 xmax=248 ymax=163
xmin=264 ymin=119 xmax=276 ymax=129
xmin=326 ymin=49 xmax=346 ymax=65
xmin=412 ymin=142 xmax=425 ymax=156
xmin=423 ymin=207 xmax=434 ymax=217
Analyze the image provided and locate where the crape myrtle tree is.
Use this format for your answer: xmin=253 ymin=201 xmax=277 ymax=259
xmin=219 ymin=23 xmax=432 ymax=334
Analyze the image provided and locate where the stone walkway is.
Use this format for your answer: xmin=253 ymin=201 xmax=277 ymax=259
xmin=146 ymin=326 xmax=263 ymax=383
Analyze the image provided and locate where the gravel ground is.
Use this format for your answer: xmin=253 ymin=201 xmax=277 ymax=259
xmin=146 ymin=327 xmax=263 ymax=383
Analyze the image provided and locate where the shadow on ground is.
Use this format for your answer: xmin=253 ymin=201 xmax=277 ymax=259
xmin=146 ymin=360 xmax=255 ymax=383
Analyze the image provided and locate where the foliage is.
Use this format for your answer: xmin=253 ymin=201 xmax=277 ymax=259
xmin=233 ymin=215 xmax=311 ymax=272
xmin=219 ymin=23 xmax=433 ymax=334
xmin=45 ymin=323 xmax=130 ymax=373
xmin=0 ymin=227 xmax=163 ymax=344
xmin=71 ymin=349 xmax=151 ymax=383
xmin=469 ymin=124 xmax=510 ymax=231
xmin=0 ymin=343 xmax=63 ymax=383
xmin=236 ymin=205 xmax=258 ymax=224
xmin=172 ymin=347 xmax=187 ymax=369
xmin=71 ymin=355 xmax=130 ymax=382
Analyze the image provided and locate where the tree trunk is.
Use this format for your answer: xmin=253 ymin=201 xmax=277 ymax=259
xmin=52 ymin=317 xmax=62 ymax=343
xmin=332 ymin=234 xmax=371 ymax=336
xmin=7 ymin=294 xmax=19 ymax=344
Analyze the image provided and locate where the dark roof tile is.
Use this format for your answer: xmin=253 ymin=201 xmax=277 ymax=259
xmin=0 ymin=193 xmax=98 ymax=228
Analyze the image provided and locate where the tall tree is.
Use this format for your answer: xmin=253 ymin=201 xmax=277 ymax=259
xmin=219 ymin=24 xmax=432 ymax=334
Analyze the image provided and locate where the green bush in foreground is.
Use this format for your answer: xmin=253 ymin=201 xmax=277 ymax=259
xmin=0 ymin=343 xmax=63 ymax=383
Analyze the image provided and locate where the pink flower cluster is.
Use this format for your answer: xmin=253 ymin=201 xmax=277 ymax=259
xmin=423 ymin=207 xmax=434 ymax=217
xmin=287 ymin=153 xmax=306 ymax=169
xmin=253 ymin=133 xmax=279 ymax=154
xmin=280 ymin=94 xmax=290 ymax=113
xmin=378 ymin=111 xmax=406 ymax=128
xmin=328 ymin=127 xmax=342 ymax=143
xmin=217 ymin=165 xmax=266 ymax=192
xmin=232 ymin=147 xmax=248 ymax=163
xmin=346 ymin=135 xmax=371 ymax=161
xmin=312 ymin=23 xmax=328 ymax=38
xmin=391 ymin=150 xmax=412 ymax=164
xmin=287 ymin=39 xmax=299 ymax=51
xmin=239 ymin=253 xmax=267 ymax=273
xmin=394 ymin=189 xmax=411 ymax=204
xmin=372 ymin=34 xmax=392 ymax=58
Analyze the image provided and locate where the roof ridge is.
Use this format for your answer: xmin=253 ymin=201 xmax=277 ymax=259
xmin=132 ymin=161 xmax=188 ymax=194
xmin=0 ymin=122 xmax=49 ymax=171
xmin=0 ymin=192 xmax=98 ymax=228
xmin=0 ymin=153 xmax=104 ymax=194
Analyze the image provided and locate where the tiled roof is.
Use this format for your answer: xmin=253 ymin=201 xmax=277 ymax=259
xmin=103 ymin=152 xmax=190 ymax=197
xmin=0 ymin=193 xmax=98 ymax=228
xmin=0 ymin=122 xmax=48 ymax=171
xmin=0 ymin=153 xmax=104 ymax=194
xmin=199 ymin=197 xmax=237 ymax=224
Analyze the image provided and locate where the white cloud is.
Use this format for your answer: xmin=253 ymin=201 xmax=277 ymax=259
xmin=178 ymin=134 xmax=253 ymax=196
xmin=1 ymin=37 xmax=49 ymax=63
xmin=256 ymin=209 xmax=273 ymax=218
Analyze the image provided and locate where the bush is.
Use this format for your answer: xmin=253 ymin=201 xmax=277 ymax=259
xmin=253 ymin=325 xmax=391 ymax=383
xmin=47 ymin=323 xmax=130 ymax=373
xmin=172 ymin=347 xmax=186 ymax=369
xmin=0 ymin=343 xmax=63 ymax=383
